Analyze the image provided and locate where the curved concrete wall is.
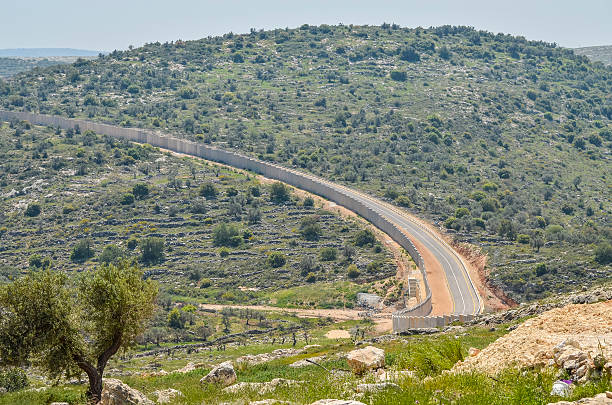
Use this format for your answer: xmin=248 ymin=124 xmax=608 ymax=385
xmin=0 ymin=110 xmax=433 ymax=323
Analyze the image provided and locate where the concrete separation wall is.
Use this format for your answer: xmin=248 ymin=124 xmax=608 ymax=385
xmin=1 ymin=110 xmax=449 ymax=330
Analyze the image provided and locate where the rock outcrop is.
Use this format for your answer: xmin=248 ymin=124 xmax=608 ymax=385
xmin=346 ymin=346 xmax=385 ymax=374
xmin=200 ymin=361 xmax=237 ymax=387
xmin=100 ymin=378 xmax=154 ymax=405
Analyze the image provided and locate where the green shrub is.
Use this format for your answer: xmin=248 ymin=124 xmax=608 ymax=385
xmin=120 ymin=193 xmax=135 ymax=205
xmin=354 ymin=229 xmax=376 ymax=246
xmin=0 ymin=368 xmax=28 ymax=392
xmin=167 ymin=308 xmax=184 ymax=329
xmin=516 ymin=234 xmax=530 ymax=244
xmin=347 ymin=264 xmax=360 ymax=279
xmin=28 ymin=254 xmax=43 ymax=268
xmin=305 ymin=272 xmax=316 ymax=283
xmin=300 ymin=216 xmax=322 ymax=241
xmin=199 ymin=183 xmax=217 ymax=199
xmin=24 ymin=203 xmax=41 ymax=217
xmin=270 ymin=182 xmax=291 ymax=203
xmin=126 ymin=237 xmax=138 ymax=250
xmin=70 ymin=238 xmax=94 ymax=263
xmin=320 ymin=247 xmax=337 ymax=261
xmin=218 ymin=247 xmax=230 ymax=257
xmin=213 ymin=223 xmax=241 ymax=247
xmin=303 ymin=196 xmax=315 ymax=207
xmin=267 ymin=252 xmax=286 ymax=268
xmin=390 ymin=70 xmax=407 ymax=81
xmin=594 ymin=242 xmax=612 ymax=265
xmin=132 ymin=183 xmax=149 ymax=199
xmin=99 ymin=244 xmax=126 ymax=264
xmin=140 ymin=237 xmax=165 ymax=265
xmin=200 ymin=278 xmax=212 ymax=288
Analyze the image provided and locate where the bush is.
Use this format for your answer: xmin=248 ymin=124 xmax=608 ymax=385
xmin=24 ymin=203 xmax=41 ymax=217
xmin=199 ymin=183 xmax=217 ymax=199
xmin=132 ymin=183 xmax=149 ymax=199
xmin=267 ymin=252 xmax=286 ymax=268
xmin=320 ymin=247 xmax=337 ymax=261
xmin=270 ymin=182 xmax=291 ymax=203
xmin=390 ymin=70 xmax=407 ymax=81
xmin=168 ymin=308 xmax=184 ymax=329
xmin=140 ymin=237 xmax=165 ymax=265
xmin=70 ymin=238 xmax=94 ymax=263
xmin=354 ymin=229 xmax=376 ymax=247
xmin=99 ymin=244 xmax=126 ymax=264
xmin=28 ymin=254 xmax=43 ymax=268
xmin=213 ymin=223 xmax=241 ymax=247
xmin=200 ymin=278 xmax=212 ymax=288
xmin=305 ymin=272 xmax=316 ymax=283
xmin=0 ymin=368 xmax=28 ymax=392
xmin=481 ymin=197 xmax=499 ymax=212
xmin=347 ymin=264 xmax=360 ymax=279
xmin=219 ymin=247 xmax=230 ymax=257
xmin=300 ymin=216 xmax=322 ymax=241
xmin=120 ymin=193 xmax=135 ymax=205
xmin=594 ymin=242 xmax=612 ymax=265
xmin=303 ymin=196 xmax=315 ymax=207
xmin=535 ymin=263 xmax=547 ymax=277
xmin=126 ymin=237 xmax=138 ymax=250
xmin=516 ymin=234 xmax=530 ymax=244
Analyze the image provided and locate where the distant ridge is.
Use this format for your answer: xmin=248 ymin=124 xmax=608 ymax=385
xmin=0 ymin=48 xmax=101 ymax=57
xmin=574 ymin=45 xmax=612 ymax=66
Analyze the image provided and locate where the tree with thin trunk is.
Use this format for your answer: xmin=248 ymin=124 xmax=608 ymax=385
xmin=0 ymin=261 xmax=157 ymax=402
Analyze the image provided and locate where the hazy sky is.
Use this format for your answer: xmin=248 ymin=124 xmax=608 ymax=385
xmin=2 ymin=0 xmax=610 ymax=51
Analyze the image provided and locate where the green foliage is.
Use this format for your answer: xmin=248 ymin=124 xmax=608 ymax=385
xmin=70 ymin=238 xmax=94 ymax=263
xmin=319 ymin=247 xmax=337 ymax=261
xmin=132 ymin=183 xmax=149 ymax=199
xmin=267 ymin=252 xmax=286 ymax=268
xmin=24 ymin=203 xmax=41 ymax=217
xmin=139 ymin=237 xmax=165 ymax=265
xmin=270 ymin=182 xmax=291 ymax=203
xmin=347 ymin=263 xmax=360 ymax=279
xmin=0 ymin=368 xmax=28 ymax=392
xmin=120 ymin=193 xmax=135 ymax=205
xmin=0 ymin=262 xmax=157 ymax=399
xmin=300 ymin=216 xmax=322 ymax=241
xmin=99 ymin=244 xmax=126 ymax=264
xmin=354 ymin=229 xmax=376 ymax=247
xmin=390 ymin=70 xmax=407 ymax=81
xmin=199 ymin=183 xmax=217 ymax=199
xmin=167 ymin=308 xmax=184 ymax=329
xmin=594 ymin=242 xmax=612 ymax=265
xmin=213 ymin=223 xmax=241 ymax=247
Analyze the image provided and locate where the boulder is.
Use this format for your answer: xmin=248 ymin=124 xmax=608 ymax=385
xmin=468 ymin=347 xmax=481 ymax=357
xmin=200 ymin=361 xmax=236 ymax=387
xmin=100 ymin=378 xmax=154 ymax=405
xmin=309 ymin=400 xmax=366 ymax=405
xmin=289 ymin=356 xmax=325 ymax=368
xmin=346 ymin=346 xmax=385 ymax=374
xmin=153 ymin=388 xmax=183 ymax=404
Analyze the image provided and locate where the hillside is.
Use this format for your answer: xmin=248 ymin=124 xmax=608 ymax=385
xmin=0 ymin=24 xmax=610 ymax=303
xmin=0 ymin=56 xmax=92 ymax=79
xmin=574 ymin=45 xmax=612 ymax=66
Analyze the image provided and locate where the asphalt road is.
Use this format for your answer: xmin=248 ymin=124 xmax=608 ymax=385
xmin=308 ymin=177 xmax=482 ymax=315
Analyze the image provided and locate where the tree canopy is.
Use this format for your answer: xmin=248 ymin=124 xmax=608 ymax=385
xmin=0 ymin=261 xmax=158 ymax=400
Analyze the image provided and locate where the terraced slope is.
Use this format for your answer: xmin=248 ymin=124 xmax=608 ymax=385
xmin=1 ymin=24 xmax=610 ymax=302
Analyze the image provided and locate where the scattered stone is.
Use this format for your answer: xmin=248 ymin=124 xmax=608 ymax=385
xmin=223 ymin=378 xmax=301 ymax=394
xmin=236 ymin=348 xmax=303 ymax=366
xmin=249 ymin=400 xmax=294 ymax=405
xmin=309 ymin=401 xmax=366 ymax=405
xmin=172 ymin=361 xmax=204 ymax=374
xmin=100 ymin=378 xmax=155 ymax=405
xmin=355 ymin=382 xmax=400 ymax=393
xmin=550 ymin=380 xmax=573 ymax=397
xmin=346 ymin=346 xmax=385 ymax=374
xmin=153 ymin=388 xmax=183 ymax=404
xmin=200 ymin=361 xmax=237 ymax=387
xmin=50 ymin=403 xmax=70 ymax=405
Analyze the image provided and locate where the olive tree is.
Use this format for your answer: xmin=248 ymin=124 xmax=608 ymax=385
xmin=0 ymin=261 xmax=158 ymax=401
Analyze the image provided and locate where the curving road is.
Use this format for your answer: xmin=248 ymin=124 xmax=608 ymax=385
xmin=287 ymin=171 xmax=482 ymax=315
